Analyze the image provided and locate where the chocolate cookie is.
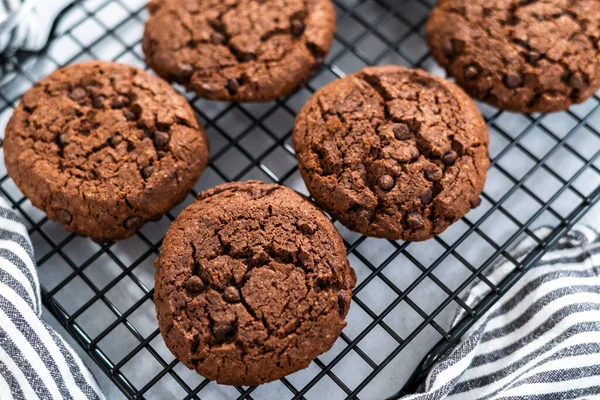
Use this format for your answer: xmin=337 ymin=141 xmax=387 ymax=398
xmin=154 ymin=181 xmax=355 ymax=385
xmin=427 ymin=0 xmax=600 ymax=113
xmin=142 ymin=0 xmax=335 ymax=102
xmin=4 ymin=61 xmax=209 ymax=243
xmin=292 ymin=66 xmax=489 ymax=242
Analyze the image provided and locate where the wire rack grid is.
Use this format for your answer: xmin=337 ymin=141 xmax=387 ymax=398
xmin=1 ymin=0 xmax=600 ymax=399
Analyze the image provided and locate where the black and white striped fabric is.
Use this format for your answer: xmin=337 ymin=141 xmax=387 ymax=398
xmin=406 ymin=225 xmax=600 ymax=400
xmin=0 ymin=196 xmax=103 ymax=400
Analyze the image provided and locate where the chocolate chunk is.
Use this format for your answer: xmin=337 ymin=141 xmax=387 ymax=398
xmin=406 ymin=212 xmax=424 ymax=229
xmin=451 ymin=38 xmax=465 ymax=54
xmin=180 ymin=63 xmax=194 ymax=79
xmin=338 ymin=291 xmax=351 ymax=316
xmin=157 ymin=150 xmax=167 ymax=159
xmin=298 ymin=222 xmax=315 ymax=234
xmin=420 ymin=189 xmax=433 ymax=205
xmin=153 ymin=131 xmax=170 ymax=148
xmin=473 ymin=197 xmax=482 ymax=208
xmin=142 ymin=165 xmax=154 ymax=179
xmin=110 ymin=134 xmax=123 ymax=147
xmin=569 ymin=71 xmax=586 ymax=91
xmin=426 ymin=168 xmax=443 ymax=181
xmin=442 ymin=40 xmax=455 ymax=56
xmin=464 ymin=65 xmax=480 ymax=80
xmin=123 ymin=216 xmax=142 ymax=230
xmin=211 ymin=32 xmax=226 ymax=45
xmin=185 ymin=275 xmax=204 ymax=293
xmin=69 ymin=87 xmax=87 ymax=101
xmin=93 ymin=96 xmax=105 ymax=109
xmin=123 ymin=110 xmax=137 ymax=121
xmin=222 ymin=286 xmax=241 ymax=303
xmin=291 ymin=19 xmax=305 ymax=36
xmin=213 ymin=320 xmax=233 ymax=341
xmin=57 ymin=133 xmax=68 ymax=148
xmin=378 ymin=175 xmax=395 ymax=190
xmin=297 ymin=249 xmax=309 ymax=264
xmin=59 ymin=209 xmax=72 ymax=224
xmin=313 ymin=55 xmax=325 ymax=69
xmin=442 ymin=150 xmax=458 ymax=166
xmin=111 ymin=95 xmax=130 ymax=109
xmin=227 ymin=78 xmax=240 ymax=95
xmin=504 ymin=73 xmax=522 ymax=88
xmin=526 ymin=51 xmax=542 ymax=63
xmin=393 ymin=123 xmax=411 ymax=140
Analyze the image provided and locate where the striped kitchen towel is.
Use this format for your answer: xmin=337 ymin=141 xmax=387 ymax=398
xmin=405 ymin=225 xmax=600 ymax=400
xmin=0 ymin=196 xmax=104 ymax=400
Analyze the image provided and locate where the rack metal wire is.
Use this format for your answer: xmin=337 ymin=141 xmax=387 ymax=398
xmin=1 ymin=0 xmax=600 ymax=399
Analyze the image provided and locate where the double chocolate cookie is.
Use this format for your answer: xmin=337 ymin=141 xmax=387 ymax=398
xmin=4 ymin=61 xmax=209 ymax=242
xmin=142 ymin=0 xmax=335 ymax=102
xmin=427 ymin=0 xmax=600 ymax=113
xmin=154 ymin=181 xmax=356 ymax=385
xmin=293 ymin=65 xmax=489 ymax=242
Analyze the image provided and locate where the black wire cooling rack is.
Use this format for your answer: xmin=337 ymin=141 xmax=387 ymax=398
xmin=1 ymin=0 xmax=600 ymax=399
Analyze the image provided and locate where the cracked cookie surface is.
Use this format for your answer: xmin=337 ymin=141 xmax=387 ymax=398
xmin=4 ymin=61 xmax=209 ymax=242
xmin=142 ymin=0 xmax=335 ymax=102
xmin=292 ymin=65 xmax=489 ymax=242
xmin=154 ymin=181 xmax=355 ymax=385
xmin=427 ymin=0 xmax=600 ymax=113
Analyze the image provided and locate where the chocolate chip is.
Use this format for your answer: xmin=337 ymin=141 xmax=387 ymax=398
xmin=464 ymin=65 xmax=480 ymax=80
xmin=407 ymin=212 xmax=424 ymax=229
xmin=153 ymin=131 xmax=170 ymax=148
xmin=110 ymin=134 xmax=123 ymax=147
xmin=59 ymin=209 xmax=72 ymax=224
xmin=452 ymin=38 xmax=466 ymax=53
xmin=213 ymin=321 xmax=233 ymax=341
xmin=443 ymin=38 xmax=466 ymax=56
xmin=504 ymin=73 xmax=522 ymax=88
xmin=442 ymin=40 xmax=454 ymax=56
xmin=298 ymin=222 xmax=315 ymax=234
xmin=313 ymin=55 xmax=325 ymax=69
xmin=393 ymin=123 xmax=411 ymax=140
xmin=297 ymin=249 xmax=309 ymax=264
xmin=410 ymin=146 xmax=419 ymax=160
xmin=420 ymin=189 xmax=433 ymax=205
xmin=142 ymin=165 xmax=154 ymax=179
xmin=426 ymin=168 xmax=443 ymax=181
xmin=69 ymin=87 xmax=87 ymax=101
xmin=442 ymin=150 xmax=458 ymax=166
xmin=569 ymin=71 xmax=586 ymax=91
xmin=291 ymin=19 xmax=305 ymax=36
xmin=355 ymin=207 xmax=372 ymax=221
xmin=526 ymin=51 xmax=542 ymax=63
xmin=338 ymin=291 xmax=351 ymax=316
xmin=185 ymin=275 xmax=204 ymax=293
xmin=111 ymin=95 xmax=130 ymax=109
xmin=378 ymin=175 xmax=395 ymax=191
xmin=57 ymin=133 xmax=67 ymax=148
xmin=222 ymin=286 xmax=241 ymax=303
xmin=211 ymin=32 xmax=226 ymax=45
xmin=157 ymin=150 xmax=167 ymax=159
xmin=123 ymin=216 xmax=142 ymax=230
xmin=93 ymin=96 xmax=105 ymax=109
xmin=241 ymin=53 xmax=257 ymax=62
xmin=180 ymin=63 xmax=194 ymax=79
xmin=227 ymin=78 xmax=240 ymax=95
xmin=473 ymin=197 xmax=482 ymax=208
xmin=123 ymin=110 xmax=137 ymax=121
